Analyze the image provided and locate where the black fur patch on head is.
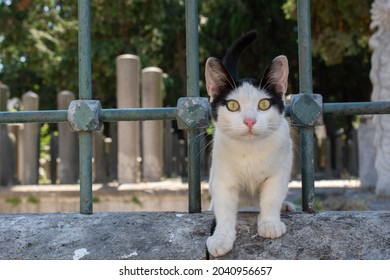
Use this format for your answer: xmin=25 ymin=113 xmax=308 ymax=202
xmin=210 ymin=82 xmax=236 ymax=121
xmin=264 ymin=88 xmax=285 ymax=114
xmin=207 ymin=30 xmax=287 ymax=121
xmin=210 ymin=78 xmax=285 ymax=122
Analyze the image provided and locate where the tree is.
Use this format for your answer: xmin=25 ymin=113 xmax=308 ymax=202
xmin=1 ymin=0 xmax=299 ymax=109
xmin=283 ymin=0 xmax=374 ymax=131
xmin=283 ymin=0 xmax=372 ymax=65
xmin=0 ymin=0 xmax=78 ymax=109
xmin=0 ymin=0 xmax=188 ymax=108
xmin=199 ymin=0 xmax=299 ymax=93
xmin=1 ymin=0 xmax=373 ymax=110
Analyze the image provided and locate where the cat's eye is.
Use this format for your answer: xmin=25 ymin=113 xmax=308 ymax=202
xmin=258 ymin=99 xmax=271 ymax=111
xmin=226 ymin=100 xmax=240 ymax=112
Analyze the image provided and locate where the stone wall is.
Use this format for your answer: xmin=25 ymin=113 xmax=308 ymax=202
xmin=0 ymin=211 xmax=388 ymax=260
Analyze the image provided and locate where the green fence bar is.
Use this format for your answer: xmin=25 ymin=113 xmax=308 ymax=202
xmin=297 ymin=0 xmax=316 ymax=213
xmin=323 ymin=102 xmax=390 ymax=116
xmin=101 ymin=108 xmax=177 ymax=122
xmin=79 ymin=131 xmax=93 ymax=213
xmin=0 ymin=110 xmax=68 ymax=123
xmin=3 ymin=101 xmax=390 ymax=125
xmin=285 ymin=101 xmax=390 ymax=117
xmin=0 ymin=108 xmax=176 ymax=124
xmin=78 ymin=0 xmax=93 ymax=214
xmin=185 ymin=0 xmax=201 ymax=213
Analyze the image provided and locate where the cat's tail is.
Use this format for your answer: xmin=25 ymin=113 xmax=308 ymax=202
xmin=222 ymin=30 xmax=258 ymax=80
xmin=281 ymin=201 xmax=296 ymax=213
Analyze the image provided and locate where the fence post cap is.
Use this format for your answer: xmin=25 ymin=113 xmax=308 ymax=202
xmin=22 ymin=91 xmax=38 ymax=98
xmin=176 ymin=97 xmax=210 ymax=130
xmin=67 ymin=100 xmax=102 ymax=132
xmin=290 ymin=93 xmax=323 ymax=126
xmin=0 ymin=81 xmax=10 ymax=90
xmin=116 ymin=54 xmax=139 ymax=61
xmin=58 ymin=90 xmax=75 ymax=96
xmin=142 ymin=67 xmax=163 ymax=73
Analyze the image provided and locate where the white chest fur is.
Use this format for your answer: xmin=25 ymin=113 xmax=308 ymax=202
xmin=210 ymin=118 xmax=292 ymax=194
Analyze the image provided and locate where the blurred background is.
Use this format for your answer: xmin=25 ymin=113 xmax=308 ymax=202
xmin=0 ymin=0 xmax=375 ymax=186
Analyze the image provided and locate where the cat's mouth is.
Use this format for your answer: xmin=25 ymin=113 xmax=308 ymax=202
xmin=241 ymin=131 xmax=258 ymax=138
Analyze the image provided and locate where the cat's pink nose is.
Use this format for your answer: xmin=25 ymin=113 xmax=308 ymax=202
xmin=244 ymin=118 xmax=256 ymax=129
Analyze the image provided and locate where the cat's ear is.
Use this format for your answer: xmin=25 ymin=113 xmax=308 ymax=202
xmin=205 ymin=57 xmax=235 ymax=101
xmin=260 ymin=55 xmax=289 ymax=96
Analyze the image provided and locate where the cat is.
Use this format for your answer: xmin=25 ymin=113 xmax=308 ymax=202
xmin=205 ymin=30 xmax=293 ymax=257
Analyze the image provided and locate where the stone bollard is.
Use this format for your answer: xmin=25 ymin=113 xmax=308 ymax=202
xmin=0 ymin=83 xmax=10 ymax=186
xmin=17 ymin=125 xmax=24 ymax=183
xmin=0 ymin=82 xmax=8 ymax=110
xmin=92 ymin=129 xmax=106 ymax=182
xmin=108 ymin=123 xmax=118 ymax=180
xmin=8 ymin=124 xmax=22 ymax=184
xmin=358 ymin=116 xmax=377 ymax=188
xmin=116 ymin=54 xmax=140 ymax=183
xmin=163 ymin=120 xmax=174 ymax=177
xmin=57 ymin=91 xmax=79 ymax=184
xmin=21 ymin=91 xmax=39 ymax=185
xmin=141 ymin=67 xmax=163 ymax=181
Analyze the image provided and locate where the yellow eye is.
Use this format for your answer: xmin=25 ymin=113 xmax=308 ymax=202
xmin=226 ymin=100 xmax=240 ymax=112
xmin=258 ymin=99 xmax=271 ymax=111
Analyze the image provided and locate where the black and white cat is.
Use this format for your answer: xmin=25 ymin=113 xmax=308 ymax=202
xmin=205 ymin=30 xmax=293 ymax=257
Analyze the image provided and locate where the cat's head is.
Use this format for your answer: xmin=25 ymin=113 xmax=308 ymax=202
xmin=205 ymin=55 xmax=289 ymax=141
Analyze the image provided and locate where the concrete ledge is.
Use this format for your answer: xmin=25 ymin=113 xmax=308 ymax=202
xmin=216 ymin=211 xmax=390 ymax=260
xmin=0 ymin=211 xmax=388 ymax=260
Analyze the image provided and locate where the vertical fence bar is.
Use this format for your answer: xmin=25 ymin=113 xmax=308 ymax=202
xmin=78 ymin=0 xmax=93 ymax=214
xmin=185 ymin=0 xmax=201 ymax=213
xmin=297 ymin=0 xmax=315 ymax=213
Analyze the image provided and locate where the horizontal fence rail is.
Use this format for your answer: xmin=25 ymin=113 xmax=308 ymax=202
xmin=101 ymin=108 xmax=177 ymax=122
xmin=3 ymin=101 xmax=390 ymax=124
xmin=321 ymin=102 xmax=390 ymax=115
xmin=0 ymin=110 xmax=68 ymax=123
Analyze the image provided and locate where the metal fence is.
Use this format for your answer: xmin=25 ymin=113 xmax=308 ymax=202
xmin=1 ymin=0 xmax=390 ymax=214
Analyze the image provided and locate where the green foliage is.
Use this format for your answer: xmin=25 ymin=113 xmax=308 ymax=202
xmin=0 ymin=0 xmax=78 ymax=109
xmin=39 ymin=123 xmax=51 ymax=183
xmin=5 ymin=196 xmax=21 ymax=206
xmin=199 ymin=0 xmax=299 ymax=93
xmin=294 ymin=197 xmax=324 ymax=211
xmin=1 ymin=0 xmax=298 ymax=109
xmin=27 ymin=195 xmax=40 ymax=204
xmin=124 ymin=195 xmax=142 ymax=206
xmin=0 ymin=0 xmax=187 ymax=108
xmin=282 ymin=0 xmax=373 ymax=132
xmin=283 ymin=0 xmax=372 ymax=65
xmin=40 ymin=123 xmax=51 ymax=159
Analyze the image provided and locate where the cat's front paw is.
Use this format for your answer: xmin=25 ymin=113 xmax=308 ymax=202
xmin=258 ymin=221 xmax=286 ymax=239
xmin=207 ymin=234 xmax=235 ymax=257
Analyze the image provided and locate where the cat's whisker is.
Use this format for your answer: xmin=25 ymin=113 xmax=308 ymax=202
xmin=179 ymin=127 xmax=214 ymax=158
xmin=199 ymin=139 xmax=214 ymax=157
xmin=224 ymin=75 xmax=237 ymax=91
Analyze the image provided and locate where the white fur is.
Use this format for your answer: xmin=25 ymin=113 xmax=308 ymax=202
xmin=206 ymin=83 xmax=293 ymax=257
